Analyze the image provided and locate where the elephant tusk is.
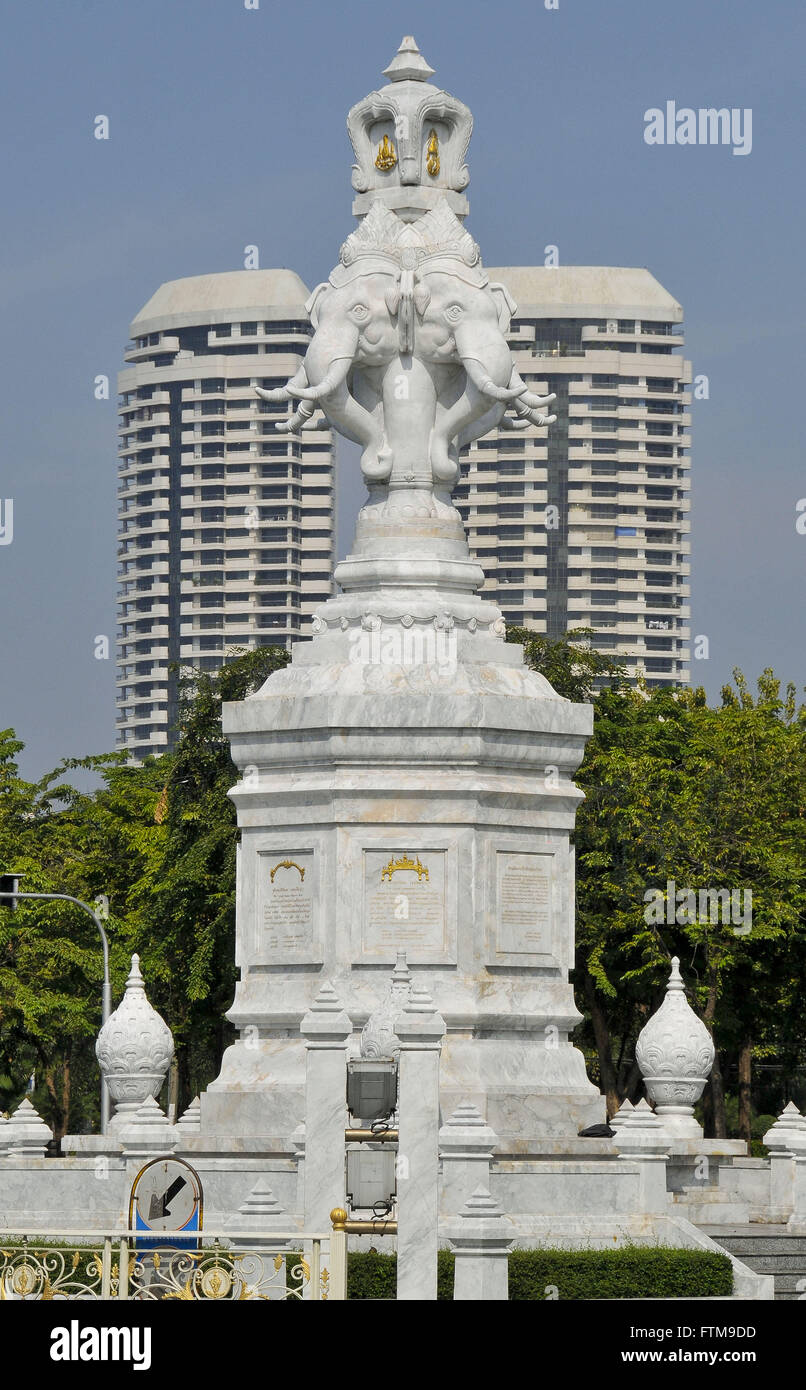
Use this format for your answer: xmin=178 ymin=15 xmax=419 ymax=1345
xmin=255 ymin=366 xmax=308 ymax=403
xmin=508 ymin=372 xmax=557 ymax=413
xmin=288 ymin=356 xmax=352 ymax=401
xmin=500 ymin=415 xmax=531 ymax=431
xmin=462 ymin=355 xmax=525 ymax=401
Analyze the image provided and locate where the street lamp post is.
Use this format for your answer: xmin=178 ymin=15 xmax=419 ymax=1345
xmin=0 ymin=876 xmax=113 ymax=1133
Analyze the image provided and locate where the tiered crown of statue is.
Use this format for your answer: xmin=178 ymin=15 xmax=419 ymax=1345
xmin=347 ymin=36 xmax=473 ymax=221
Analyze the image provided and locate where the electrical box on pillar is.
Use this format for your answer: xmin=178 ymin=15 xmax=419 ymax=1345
xmin=347 ymin=1060 xmax=397 ymax=1126
xmin=346 ymin=1149 xmax=397 ymax=1216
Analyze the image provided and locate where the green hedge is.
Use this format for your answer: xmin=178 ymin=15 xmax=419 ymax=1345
xmin=347 ymin=1246 xmax=733 ymax=1300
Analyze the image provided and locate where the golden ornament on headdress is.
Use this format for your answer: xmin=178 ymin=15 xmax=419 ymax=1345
xmin=375 ymin=134 xmax=397 ymax=171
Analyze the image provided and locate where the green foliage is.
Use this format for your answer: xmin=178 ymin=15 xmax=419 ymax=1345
xmin=347 ymin=1251 xmax=397 ymax=1300
xmin=554 ymin=664 xmax=806 ymax=1135
xmin=507 ymin=625 xmax=628 ymax=702
xmin=507 ymin=1247 xmax=732 ymax=1300
xmin=345 ymin=1247 xmax=732 ymax=1299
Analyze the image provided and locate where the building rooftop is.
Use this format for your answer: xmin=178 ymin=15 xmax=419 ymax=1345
xmin=485 ymin=266 xmax=682 ymax=321
xmin=130 ymin=269 xmax=312 ymax=333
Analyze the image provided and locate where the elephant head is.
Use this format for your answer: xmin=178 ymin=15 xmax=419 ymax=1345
xmin=257 ymin=207 xmax=556 ymax=491
xmin=412 ymin=268 xmax=556 ymax=482
xmin=414 ymin=271 xmax=520 ymax=393
xmin=256 ymin=269 xmax=401 ymax=480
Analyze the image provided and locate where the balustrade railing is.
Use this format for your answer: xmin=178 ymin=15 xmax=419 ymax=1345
xmin=0 ymin=1227 xmax=346 ymax=1301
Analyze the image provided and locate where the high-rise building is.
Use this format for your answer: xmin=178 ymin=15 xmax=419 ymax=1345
xmin=116 ymin=270 xmax=335 ymax=760
xmin=455 ymin=266 xmax=691 ymax=688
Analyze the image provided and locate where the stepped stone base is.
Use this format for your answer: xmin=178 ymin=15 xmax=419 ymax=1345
xmin=206 ymin=502 xmax=604 ymax=1142
xmin=699 ymin=1224 xmax=806 ymax=1300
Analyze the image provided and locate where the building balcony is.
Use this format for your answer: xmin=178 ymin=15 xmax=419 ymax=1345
xmin=124 ymin=337 xmax=180 ymax=363
xmin=119 ymin=392 xmax=170 ymax=414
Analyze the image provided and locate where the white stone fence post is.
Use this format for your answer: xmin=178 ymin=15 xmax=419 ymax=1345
xmin=300 ymin=981 xmax=351 ymax=1292
xmin=763 ymin=1103 xmax=806 ymax=1224
xmin=446 ymin=1187 xmax=512 ymax=1300
xmin=612 ymin=1098 xmax=670 ymax=1213
xmin=395 ymin=983 xmax=445 ymax=1301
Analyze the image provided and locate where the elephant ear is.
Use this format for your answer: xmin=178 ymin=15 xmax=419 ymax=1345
xmin=305 ymin=282 xmax=330 ymax=330
xmin=488 ymin=281 xmax=518 ymax=334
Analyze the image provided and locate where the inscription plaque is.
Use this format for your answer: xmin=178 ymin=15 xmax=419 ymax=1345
xmin=495 ymin=851 xmax=552 ymax=956
xmin=260 ymin=852 xmax=318 ymax=962
xmin=362 ymin=849 xmax=447 ymax=959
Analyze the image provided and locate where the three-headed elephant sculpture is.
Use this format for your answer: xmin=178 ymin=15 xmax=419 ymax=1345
xmin=257 ymin=202 xmax=555 ymax=490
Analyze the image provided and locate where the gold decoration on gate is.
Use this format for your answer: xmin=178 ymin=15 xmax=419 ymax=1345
xmin=11 ymin=1264 xmax=36 ymax=1296
xmin=375 ymin=134 xmax=397 ymax=171
xmin=200 ymin=1265 xmax=232 ymax=1299
xmin=425 ymin=128 xmax=440 ymax=177
xmin=381 ymin=854 xmax=429 ymax=883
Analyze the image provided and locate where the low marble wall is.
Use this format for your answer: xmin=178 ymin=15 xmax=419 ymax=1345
xmin=0 ymin=1146 xmax=303 ymax=1234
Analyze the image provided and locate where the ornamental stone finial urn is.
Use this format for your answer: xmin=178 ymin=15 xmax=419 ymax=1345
xmin=360 ymin=950 xmax=412 ymax=1060
xmin=95 ymin=953 xmax=174 ymax=1130
xmin=635 ymin=957 xmax=715 ymax=1138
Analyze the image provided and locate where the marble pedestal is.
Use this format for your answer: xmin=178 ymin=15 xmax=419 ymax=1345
xmin=202 ymin=490 xmax=603 ymax=1143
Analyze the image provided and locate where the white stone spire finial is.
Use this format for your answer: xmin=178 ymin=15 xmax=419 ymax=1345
xmin=5 ymin=1097 xmax=53 ymax=1156
xmin=177 ymin=1095 xmax=202 ymax=1132
xmin=635 ymin=956 xmax=715 ymax=1139
xmin=667 ymin=956 xmax=685 ymax=991
xmin=762 ymin=1102 xmax=806 ymax=1154
xmin=300 ymin=980 xmax=352 ymax=1043
xmin=608 ymin=1097 xmax=634 ymax=1131
xmin=361 ymin=950 xmax=413 ymax=1059
xmin=309 ymin=980 xmax=343 ymax=1014
xmin=383 ymin=35 xmax=435 ymax=83
xmin=391 ymin=948 xmax=412 ymax=991
xmin=96 ymin=952 xmax=174 ymax=1131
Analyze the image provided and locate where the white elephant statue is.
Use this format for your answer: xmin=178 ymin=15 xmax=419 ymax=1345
xmin=257 ymin=200 xmax=554 ymax=492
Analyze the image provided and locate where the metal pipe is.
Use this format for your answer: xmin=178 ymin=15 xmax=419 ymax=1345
xmin=342 ymin=1220 xmax=398 ymax=1236
xmin=0 ymin=889 xmax=113 ymax=1133
xmin=345 ymin=1128 xmax=399 ymax=1143
xmin=330 ymin=1210 xmax=397 ymax=1237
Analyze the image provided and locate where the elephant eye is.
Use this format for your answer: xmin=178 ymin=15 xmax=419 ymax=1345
xmin=351 ymin=304 xmax=369 ymax=319
xmin=445 ymin=304 xmax=463 ymax=322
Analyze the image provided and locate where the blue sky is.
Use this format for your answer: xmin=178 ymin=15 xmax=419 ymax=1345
xmin=0 ymin=0 xmax=803 ymax=777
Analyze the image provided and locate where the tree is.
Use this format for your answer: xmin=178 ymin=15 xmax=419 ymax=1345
xmin=508 ymin=625 xmax=628 ymax=702
xmin=125 ymin=646 xmax=289 ymax=1113
xmin=0 ymin=733 xmax=129 ymax=1135
xmin=563 ymin=671 xmax=806 ymax=1138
